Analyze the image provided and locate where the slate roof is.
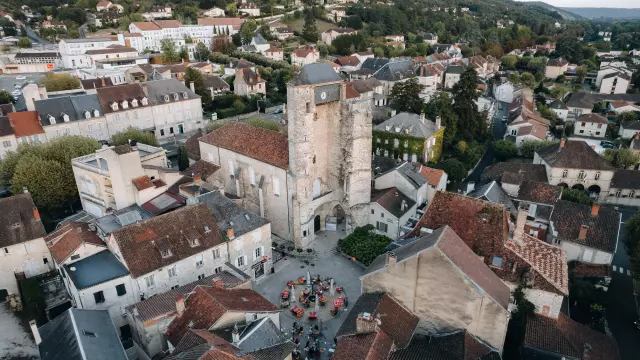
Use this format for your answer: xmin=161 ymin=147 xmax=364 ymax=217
xmin=126 ymin=272 xmax=246 ymax=323
xmin=352 ymin=78 xmax=382 ymax=93
xmin=468 ymin=181 xmax=517 ymax=215
xmin=622 ymin=120 xmax=640 ymax=131
xmin=38 ymin=308 xmax=128 ymax=360
xmin=536 ymin=140 xmax=614 ymax=171
xmin=197 ymin=191 xmax=269 ymax=238
xmin=0 ymin=103 xmax=14 ymax=116
xmin=394 ymin=162 xmax=428 ymax=189
xmin=359 ymin=58 xmax=391 ymax=74
xmin=294 ymin=63 xmax=341 ymax=86
xmin=0 ymin=193 xmax=46 ymax=248
xmin=140 ymin=192 xmax=186 ymax=215
xmin=184 ymin=133 xmax=201 ymax=160
xmin=200 ymin=122 xmax=289 ymax=169
xmin=96 ymin=83 xmax=148 ymax=114
xmin=7 ymin=111 xmax=44 ymax=136
xmin=375 ymin=112 xmax=440 ymax=138
xmin=0 ymin=116 xmax=14 ymax=137
xmin=549 ymin=99 xmax=568 ymax=110
xmin=237 ymin=67 xmax=264 ymax=85
xmin=388 ymin=331 xmax=501 ymax=360
xmin=145 ymin=78 xmax=200 ymax=105
xmin=446 ymin=65 xmax=465 ymax=74
xmin=481 ymin=163 xmax=548 ymax=185
xmin=165 ymin=285 xmax=279 ymax=346
xmin=35 ymin=94 xmax=104 ymax=126
xmin=110 ymin=203 xmax=225 ymax=277
xmin=203 ymin=75 xmax=230 ymax=90
xmin=333 ymin=331 xmax=394 ymax=360
xmin=577 ymin=113 xmax=609 ymax=125
xmin=524 ymin=313 xmax=620 ymax=360
xmin=611 ymin=169 xmax=640 ymax=189
xmin=80 ymin=78 xmax=114 ymax=90
xmin=548 ymin=58 xmax=568 ymax=67
xmin=371 ymin=187 xmax=416 ymax=218
xmin=63 ymin=250 xmax=130 ymax=290
xmin=45 ymin=222 xmax=105 ymax=264
xmin=573 ymin=262 xmax=611 ymax=278
xmin=335 ymin=292 xmax=418 ymax=349
xmin=374 ymin=60 xmax=415 ymax=82
xmin=515 ymin=180 xmax=562 ymax=205
xmin=550 ymin=200 xmax=621 ymax=253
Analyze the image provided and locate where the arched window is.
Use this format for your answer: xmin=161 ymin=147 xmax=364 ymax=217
xmin=615 ymin=190 xmax=622 ymax=197
xmin=578 ymin=171 xmax=585 ymax=179
xmin=630 ymin=190 xmax=636 ymax=198
xmin=312 ymin=178 xmax=321 ymax=199
xmin=562 ymin=170 xmax=568 ymax=178
xmin=595 ymin=172 xmax=601 ymax=180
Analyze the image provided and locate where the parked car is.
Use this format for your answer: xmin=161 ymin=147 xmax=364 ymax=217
xmin=15 ymin=75 xmax=26 ymax=81
xmin=502 ymin=116 xmax=508 ymax=123
xmin=600 ymin=141 xmax=615 ymax=149
xmin=11 ymin=90 xmax=22 ymax=97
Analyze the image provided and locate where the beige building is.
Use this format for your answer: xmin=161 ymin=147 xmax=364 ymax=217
xmin=72 ymin=142 xmax=182 ymax=217
xmin=573 ymin=113 xmax=609 ymax=138
xmin=361 ymin=226 xmax=511 ymax=351
xmin=544 ymin=58 xmax=568 ymax=79
xmin=0 ymin=193 xmax=53 ymax=297
xmin=321 ymin=28 xmax=357 ymax=46
xmin=234 ymin=68 xmax=266 ymax=96
xmin=290 ymin=47 xmax=320 ymax=67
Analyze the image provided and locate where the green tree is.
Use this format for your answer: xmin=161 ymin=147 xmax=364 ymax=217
xmin=603 ymin=148 xmax=640 ymax=169
xmin=161 ymin=39 xmax=180 ymax=63
xmin=520 ymin=140 xmax=555 ymax=158
xmin=302 ymin=8 xmax=319 ymax=42
xmin=507 ymin=72 xmax=520 ymax=84
xmin=248 ymin=117 xmax=280 ymax=131
xmin=431 ymin=158 xmax=467 ymax=184
xmin=184 ymin=67 xmax=212 ymax=108
xmin=625 ymin=212 xmax=640 ymax=275
xmin=110 ymin=127 xmax=159 ymax=146
xmin=561 ymin=188 xmax=594 ymax=206
xmin=501 ymin=55 xmax=518 ymax=70
xmin=452 ymin=68 xmax=486 ymax=141
xmin=240 ymin=19 xmax=258 ymax=45
xmin=0 ymin=90 xmax=15 ymax=104
xmin=233 ymin=99 xmax=245 ymax=114
xmin=521 ymin=72 xmax=535 ymax=87
xmin=338 ymin=225 xmax=392 ymax=266
xmin=179 ymin=46 xmax=189 ymax=62
xmin=12 ymin=155 xmax=67 ymax=210
xmin=425 ymin=92 xmax=458 ymax=145
xmin=389 ymin=78 xmax=424 ymax=114
xmin=617 ymin=111 xmax=638 ymax=125
xmin=177 ymin=146 xmax=189 ymax=171
xmin=493 ymin=140 xmax=518 ymax=161
xmin=194 ymin=42 xmax=211 ymax=61
xmin=17 ymin=37 xmax=32 ymax=48
xmin=317 ymin=43 xmax=328 ymax=57
xmin=41 ymin=72 xmax=81 ymax=92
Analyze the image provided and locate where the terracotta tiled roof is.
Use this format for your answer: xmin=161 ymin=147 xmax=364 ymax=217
xmin=45 ymin=222 xmax=105 ymax=264
xmin=345 ymin=83 xmax=360 ymax=99
xmin=200 ymin=122 xmax=289 ymax=169
xmin=183 ymin=160 xmax=220 ymax=180
xmin=110 ymin=204 xmax=225 ymax=277
xmin=611 ymin=169 xmax=640 ymax=189
xmin=548 ymin=58 xmax=569 ymax=67
xmin=131 ymin=21 xmax=161 ymax=31
xmin=7 ymin=111 xmax=44 ymax=137
xmin=0 ymin=193 xmax=46 ymax=248
xmin=165 ymin=285 xmax=279 ymax=346
xmin=237 ymin=67 xmax=264 ymax=85
xmin=132 ymin=175 xmax=154 ymax=191
xmin=536 ymin=140 xmax=614 ymax=171
xmin=126 ymin=273 xmax=246 ymax=324
xmin=197 ymin=17 xmax=245 ymax=26
xmin=291 ymin=46 xmax=317 ymax=58
xmin=525 ymin=313 xmax=620 ymax=360
xmin=335 ymin=55 xmax=360 ymax=67
xmin=573 ymin=262 xmax=611 ymax=278
xmin=550 ymin=200 xmax=621 ymax=253
xmin=184 ymin=133 xmax=201 ymax=160
xmin=154 ymin=20 xmax=182 ymax=28
xmin=515 ymin=180 xmax=562 ymax=205
xmin=333 ymin=332 xmax=394 ymax=360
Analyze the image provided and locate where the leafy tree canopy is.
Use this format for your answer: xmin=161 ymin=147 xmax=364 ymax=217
xmin=41 ymin=72 xmax=81 ymax=92
xmin=389 ymin=77 xmax=424 ymax=114
xmin=110 ymin=127 xmax=159 ymax=147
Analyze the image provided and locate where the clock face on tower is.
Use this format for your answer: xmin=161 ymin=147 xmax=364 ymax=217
xmin=314 ymin=84 xmax=340 ymax=104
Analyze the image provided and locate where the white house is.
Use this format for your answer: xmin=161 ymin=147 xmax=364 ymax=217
xmin=574 ymin=113 xmax=609 ymax=138
xmin=599 ymin=73 xmax=630 ymax=94
xmin=321 ymin=28 xmax=357 ymax=46
xmin=59 ymin=37 xmax=122 ymax=69
xmin=0 ymin=193 xmax=53 ymax=297
xmin=373 ymin=162 xmax=428 ymax=208
xmin=607 ymin=170 xmax=640 ymax=207
xmin=493 ymin=81 xmax=523 ymax=104
xmin=290 ymin=47 xmax=319 ymax=67
xmin=238 ymin=3 xmax=260 ymax=16
xmin=263 ymin=45 xmax=283 ymax=61
xmin=618 ymin=120 xmax=640 ymax=139
xmin=609 ymin=100 xmax=640 ymax=114
xmin=549 ymin=99 xmax=569 ymax=121
xmin=505 ymin=106 xmax=550 ymax=147
xmin=202 ymin=7 xmax=225 ymax=17
xmin=443 ymin=65 xmax=464 ymax=88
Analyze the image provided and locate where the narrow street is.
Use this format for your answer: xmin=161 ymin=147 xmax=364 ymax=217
xmin=605 ymin=206 xmax=639 ymax=360
xmin=464 ymin=100 xmax=508 ymax=185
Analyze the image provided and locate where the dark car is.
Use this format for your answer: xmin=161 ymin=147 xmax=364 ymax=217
xmin=600 ymin=141 xmax=615 ymax=149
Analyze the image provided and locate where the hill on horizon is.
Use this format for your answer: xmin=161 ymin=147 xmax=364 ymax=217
xmin=559 ymin=7 xmax=640 ymax=19
xmin=524 ymin=1 xmax=583 ymax=20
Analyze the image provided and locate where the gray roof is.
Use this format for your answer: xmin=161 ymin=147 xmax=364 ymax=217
xmin=35 ymin=94 xmax=104 ymax=126
xmin=63 ymin=250 xmax=130 ymax=290
xmin=237 ymin=318 xmax=286 ymax=353
xmin=375 ymin=112 xmax=439 ymax=138
xmin=396 ymin=162 xmax=428 ymax=189
xmin=144 ymin=78 xmax=200 ymax=105
xmin=622 ymin=120 xmax=640 ymax=131
xmin=95 ymin=205 xmax=153 ymax=235
xmin=549 ymin=99 xmax=568 ymax=110
xmin=38 ymin=308 xmax=128 ymax=360
xmin=468 ymin=181 xmax=517 ymax=215
xmin=239 ymin=44 xmax=258 ymax=52
xmin=203 ymin=75 xmax=230 ymax=90
xmin=360 ymin=58 xmax=390 ymax=72
xmin=335 ymin=292 xmax=386 ymax=338
xmin=252 ymin=33 xmax=268 ymax=45
xmin=374 ymin=60 xmax=415 ymax=82
xmin=294 ymin=63 xmax=341 ymax=86
xmin=446 ymin=65 xmax=465 ymax=74
xmin=197 ymin=191 xmax=269 ymax=238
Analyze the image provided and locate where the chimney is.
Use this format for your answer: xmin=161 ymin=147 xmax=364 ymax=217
xmin=560 ymin=138 xmax=566 ymax=149
xmin=190 ymin=81 xmax=195 ymax=93
xmin=232 ymin=323 xmax=240 ymax=344
xmin=193 ymin=174 xmax=202 ymax=183
xmin=466 ymin=181 xmax=475 ymax=194
xmin=513 ymin=206 xmax=528 ymax=245
xmin=101 ymin=77 xmax=105 ymax=87
xmin=256 ymin=68 xmax=261 ymax=82
xmin=227 ymin=228 xmax=235 ymax=240
xmin=214 ymin=279 xmax=223 ymax=288
xmin=420 ymin=66 xmax=424 ymax=76
xmin=33 ymin=208 xmax=40 ymax=220
xmin=176 ymin=295 xmax=186 ymax=316
xmin=579 ymin=225 xmax=589 ymax=241
xmin=391 ymin=109 xmax=397 ymax=117
xmin=355 ymin=313 xmax=379 ymax=334
xmin=386 ymin=252 xmax=397 ymax=266
xmin=29 ymin=320 xmax=41 ymax=345
xmin=436 ymin=116 xmax=442 ymax=130
xmin=419 ymin=111 xmax=425 ymax=124
xmin=591 ymin=203 xmax=600 ymax=216
xmin=401 ymin=200 xmax=407 ymax=211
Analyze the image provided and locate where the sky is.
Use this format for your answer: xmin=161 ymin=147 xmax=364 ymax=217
xmin=516 ymin=0 xmax=637 ymax=8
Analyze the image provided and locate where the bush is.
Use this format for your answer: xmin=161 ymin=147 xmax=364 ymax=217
xmin=41 ymin=72 xmax=81 ymax=92
xmin=431 ymin=158 xmax=467 ymax=184
xmin=493 ymin=140 xmax=518 ymax=161
xmin=520 ymin=139 xmax=555 ymax=158
xmin=561 ymin=189 xmax=594 ymax=206
xmin=110 ymin=127 xmax=159 ymax=147
xmin=247 ymin=117 xmax=280 ymax=132
xmin=338 ymin=225 xmax=392 ymax=266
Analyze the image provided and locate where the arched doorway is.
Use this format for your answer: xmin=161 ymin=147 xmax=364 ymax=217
xmin=572 ymin=184 xmax=585 ymax=191
xmin=332 ymin=204 xmax=345 ymax=224
xmin=557 ymin=183 xmax=569 ymax=188
xmin=588 ymin=185 xmax=601 ymax=199
xmin=314 ymin=215 xmax=321 ymax=233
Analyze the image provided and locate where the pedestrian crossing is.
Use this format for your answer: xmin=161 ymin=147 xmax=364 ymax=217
xmin=612 ymin=265 xmax=632 ymax=276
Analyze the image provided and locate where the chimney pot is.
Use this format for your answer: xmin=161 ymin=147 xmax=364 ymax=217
xmin=33 ymin=208 xmax=40 ymax=220
xmin=560 ymin=138 xmax=566 ymax=148
xmin=591 ymin=203 xmax=600 ymax=216
xmin=513 ymin=206 xmax=528 ymax=245
xmin=232 ymin=323 xmax=240 ymax=344
xmin=579 ymin=225 xmax=589 ymax=241
xmin=193 ymin=174 xmax=202 ymax=182
xmin=227 ymin=228 xmax=235 ymax=239
xmin=214 ymin=279 xmax=223 ymax=288
xmin=190 ymin=81 xmax=195 ymax=93
xmin=436 ymin=116 xmax=442 ymax=130
xmin=386 ymin=253 xmax=397 ymax=266
xmin=420 ymin=111 xmax=425 ymax=123
xmin=176 ymin=295 xmax=186 ymax=316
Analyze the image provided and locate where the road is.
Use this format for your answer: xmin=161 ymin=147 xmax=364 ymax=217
xmin=23 ymin=26 xmax=51 ymax=45
xmin=463 ymin=100 xmax=508 ymax=185
xmin=0 ymin=74 xmax=46 ymax=111
xmin=605 ymin=206 xmax=639 ymax=360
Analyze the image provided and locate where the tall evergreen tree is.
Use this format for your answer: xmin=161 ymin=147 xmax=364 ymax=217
xmin=302 ymin=8 xmax=319 ymax=42
xmin=451 ymin=68 xmax=486 ymax=141
xmin=177 ymin=146 xmax=189 ymax=171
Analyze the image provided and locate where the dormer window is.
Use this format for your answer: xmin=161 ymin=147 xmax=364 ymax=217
xmin=141 ymin=97 xmax=148 ymax=106
xmin=385 ymin=125 xmax=391 ymax=131
xmin=182 ymin=92 xmax=188 ymax=99
xmin=161 ymin=249 xmax=172 ymax=258
xmin=93 ymin=109 xmax=100 ymax=117
xmin=84 ymin=110 xmax=91 ymax=119
xmin=163 ymin=95 xmax=170 ymax=102
xmin=173 ymin=93 xmax=179 ymax=101
xmin=394 ymin=126 xmax=401 ymax=133
xmin=131 ymin=99 xmax=138 ymax=107
xmin=48 ymin=115 xmax=56 ymax=124
xmin=62 ymin=113 xmax=70 ymax=122
xmin=121 ymin=101 xmax=129 ymax=109
xmin=111 ymin=102 xmax=118 ymax=111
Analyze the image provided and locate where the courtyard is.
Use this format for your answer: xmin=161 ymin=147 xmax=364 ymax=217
xmin=255 ymin=228 xmax=364 ymax=358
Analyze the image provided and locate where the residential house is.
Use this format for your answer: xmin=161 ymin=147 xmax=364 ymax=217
xmin=599 ymin=72 xmax=630 ymax=94
xmin=328 ymin=8 xmax=346 ymax=22
xmin=238 ymin=2 xmax=260 ymax=16
xmin=418 ymin=165 xmax=447 ymax=205
xmin=273 ymin=26 xmax=294 ymax=40
xmin=0 ymin=116 xmax=17 ymax=159
xmin=415 ymin=64 xmax=439 ymax=95
xmin=607 ymin=170 xmax=640 ymax=206
xmin=59 ymin=37 xmax=122 ymax=69
xmin=373 ymin=112 xmax=444 ymax=163
xmin=0 ymin=193 xmax=52 ymax=297
xmin=35 ymin=94 xmax=109 ymax=141
xmin=609 ymin=100 xmax=640 ymax=114
xmin=387 ymin=331 xmax=501 ymax=360
xmin=335 ymin=55 xmax=361 ymax=72
xmin=352 ymin=50 xmax=374 ymax=64
xmin=549 ymin=99 xmax=569 ymax=121
xmin=493 ymin=81 xmax=524 ymax=104
xmin=263 ymin=45 xmax=283 ymax=61
xmin=95 ymin=11 xmax=121 ymax=28
xmin=415 ymin=192 xmax=569 ymax=320
xmin=481 ymin=162 xmax=549 ymax=195
xmin=465 ymin=55 xmax=500 ymax=79
xmin=373 ymin=161 xmax=428 ymax=208
xmin=7 ymin=111 xmax=46 ymax=144
xmin=349 ymin=78 xmax=384 ymax=106
xmin=71 ymin=142 xmax=180 ymax=217
xmin=443 ymin=65 xmax=464 ymax=88
xmin=467 ymin=180 xmax=517 ymax=217
xmin=234 ymin=68 xmax=266 ymax=96
xmin=599 ymin=31 xmax=612 ymax=41
xmin=505 ymin=104 xmax=550 ymax=147
xmin=360 ymin=226 xmax=511 ymax=351
xmin=619 ymin=120 xmax=640 ymax=139
xmin=371 ymin=59 xmax=415 ymax=106
xmin=144 ymin=78 xmax=204 ymax=138
xmin=203 ymin=75 xmax=230 ymax=98
xmin=544 ymin=58 xmax=568 ymax=79
xmin=163 ymin=285 xmax=280 ymax=351
xmin=550 ymin=202 xmax=621 ymax=265
xmin=125 ymin=273 xmax=250 ymax=358
xmin=476 ymin=96 xmax=496 ymax=124
xmin=45 ymin=222 xmax=107 ymax=269
xmin=95 ymin=83 xmax=155 ymax=136
xmin=290 ymin=46 xmax=319 ymax=67
xmin=141 ymin=4 xmax=172 ymax=20
xmin=574 ymin=113 xmax=609 ymax=138
xmin=369 ymin=187 xmax=417 ymax=238
xmin=96 ymin=1 xmax=123 ymax=12
xmin=512 ymin=180 xmax=562 ymax=241
xmin=190 ymin=62 xmax=215 ymax=75
xmin=202 ymin=7 xmax=225 ymax=17
xmin=34 ymin=308 xmax=129 ymax=360
xmin=533 ymin=139 xmax=616 ymax=201
xmin=321 ymin=28 xmax=357 ymax=46
xmin=420 ymin=32 xmax=438 ymax=45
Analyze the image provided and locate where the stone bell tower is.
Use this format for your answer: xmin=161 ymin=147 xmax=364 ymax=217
xmin=287 ymin=63 xmax=372 ymax=248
